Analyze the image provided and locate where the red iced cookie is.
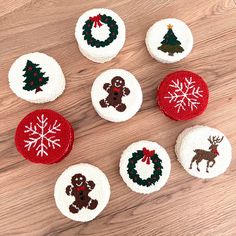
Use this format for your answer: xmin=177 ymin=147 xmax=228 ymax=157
xmin=157 ymin=71 xmax=209 ymax=121
xmin=46 ymin=124 xmax=74 ymax=164
xmin=15 ymin=109 xmax=74 ymax=164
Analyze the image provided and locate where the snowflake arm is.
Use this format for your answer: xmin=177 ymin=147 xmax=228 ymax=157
xmin=164 ymin=77 xmax=203 ymax=113
xmin=36 ymin=141 xmax=48 ymax=157
xmin=24 ymin=122 xmax=41 ymax=136
xmin=44 ymin=120 xmax=61 ymax=136
xmin=24 ymin=123 xmax=41 ymax=151
xmin=23 ymin=114 xmax=61 ymax=157
xmin=46 ymin=136 xmax=61 ymax=149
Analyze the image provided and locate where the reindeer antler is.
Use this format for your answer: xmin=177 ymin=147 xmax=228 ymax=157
xmin=215 ymin=136 xmax=224 ymax=143
xmin=209 ymin=135 xmax=224 ymax=144
xmin=213 ymin=136 xmax=217 ymax=144
xmin=208 ymin=136 xmax=213 ymax=144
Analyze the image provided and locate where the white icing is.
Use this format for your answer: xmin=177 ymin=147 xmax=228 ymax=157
xmin=75 ymin=8 xmax=126 ymax=63
xmin=91 ymin=69 xmax=143 ymax=122
xmin=8 ymin=52 xmax=65 ymax=103
xmin=54 ymin=163 xmax=110 ymax=222
xmin=146 ymin=18 xmax=193 ymax=63
xmin=176 ymin=126 xmax=232 ymax=179
xmin=120 ymin=140 xmax=171 ymax=194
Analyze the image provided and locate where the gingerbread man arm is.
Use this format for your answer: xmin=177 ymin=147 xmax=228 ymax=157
xmin=87 ymin=180 xmax=95 ymax=191
xmin=123 ymin=87 xmax=130 ymax=96
xmin=66 ymin=185 xmax=73 ymax=196
xmin=103 ymin=83 xmax=111 ymax=92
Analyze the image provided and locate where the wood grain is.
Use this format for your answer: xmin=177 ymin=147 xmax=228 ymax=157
xmin=0 ymin=0 xmax=236 ymax=235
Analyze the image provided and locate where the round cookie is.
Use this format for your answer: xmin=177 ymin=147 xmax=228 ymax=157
xmin=75 ymin=8 xmax=126 ymax=63
xmin=120 ymin=141 xmax=171 ymax=194
xmin=176 ymin=126 xmax=232 ymax=179
xmin=175 ymin=125 xmax=202 ymax=157
xmin=146 ymin=18 xmax=193 ymax=63
xmin=157 ymin=71 xmax=209 ymax=121
xmin=48 ymin=123 xmax=74 ymax=164
xmin=9 ymin=52 xmax=65 ymax=103
xmin=54 ymin=163 xmax=110 ymax=222
xmin=91 ymin=69 xmax=143 ymax=122
xmin=15 ymin=109 xmax=74 ymax=164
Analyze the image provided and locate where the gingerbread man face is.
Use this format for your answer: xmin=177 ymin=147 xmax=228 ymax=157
xmin=66 ymin=173 xmax=98 ymax=214
xmin=111 ymin=76 xmax=125 ymax=88
xmin=99 ymin=76 xmax=130 ymax=112
xmin=71 ymin=174 xmax=86 ymax=187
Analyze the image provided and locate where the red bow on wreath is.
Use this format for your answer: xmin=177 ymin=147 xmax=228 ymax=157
xmin=89 ymin=14 xmax=103 ymax=28
xmin=141 ymin=148 xmax=155 ymax=165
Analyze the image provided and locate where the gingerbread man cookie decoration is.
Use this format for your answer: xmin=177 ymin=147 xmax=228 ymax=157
xmin=91 ymin=69 xmax=143 ymax=122
xmin=99 ymin=76 xmax=130 ymax=112
xmin=66 ymin=173 xmax=98 ymax=214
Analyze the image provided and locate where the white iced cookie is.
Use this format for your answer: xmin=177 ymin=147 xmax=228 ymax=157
xmin=54 ymin=163 xmax=110 ymax=222
xmin=91 ymin=69 xmax=143 ymax=122
xmin=145 ymin=18 xmax=193 ymax=63
xmin=176 ymin=126 xmax=232 ymax=179
xmin=120 ymin=141 xmax=171 ymax=194
xmin=8 ymin=52 xmax=65 ymax=103
xmin=75 ymin=8 xmax=126 ymax=63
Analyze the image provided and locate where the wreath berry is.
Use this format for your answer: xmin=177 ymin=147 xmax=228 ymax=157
xmin=127 ymin=148 xmax=163 ymax=187
xmin=82 ymin=14 xmax=119 ymax=48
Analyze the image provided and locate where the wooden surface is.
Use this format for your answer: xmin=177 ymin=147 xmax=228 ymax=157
xmin=0 ymin=0 xmax=236 ymax=235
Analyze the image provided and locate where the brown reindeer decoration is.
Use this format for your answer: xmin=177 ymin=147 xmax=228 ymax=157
xmin=189 ymin=136 xmax=224 ymax=173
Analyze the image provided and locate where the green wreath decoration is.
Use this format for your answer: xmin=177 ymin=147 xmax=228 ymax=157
xmin=82 ymin=14 xmax=119 ymax=48
xmin=127 ymin=148 xmax=163 ymax=187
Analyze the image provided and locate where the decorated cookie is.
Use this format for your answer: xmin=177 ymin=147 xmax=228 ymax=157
xmin=15 ymin=109 xmax=74 ymax=164
xmin=120 ymin=141 xmax=171 ymax=194
xmin=176 ymin=126 xmax=232 ymax=179
xmin=91 ymin=69 xmax=143 ymax=122
xmin=146 ymin=18 xmax=193 ymax=63
xmin=9 ymin=52 xmax=65 ymax=103
xmin=75 ymin=8 xmax=126 ymax=63
xmin=157 ymin=71 xmax=209 ymax=121
xmin=54 ymin=163 xmax=110 ymax=222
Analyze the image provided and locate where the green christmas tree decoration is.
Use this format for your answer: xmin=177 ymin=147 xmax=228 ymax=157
xmin=158 ymin=24 xmax=184 ymax=56
xmin=22 ymin=60 xmax=49 ymax=93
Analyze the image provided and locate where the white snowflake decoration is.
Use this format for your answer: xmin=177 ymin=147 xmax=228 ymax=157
xmin=164 ymin=77 xmax=203 ymax=113
xmin=24 ymin=114 xmax=61 ymax=157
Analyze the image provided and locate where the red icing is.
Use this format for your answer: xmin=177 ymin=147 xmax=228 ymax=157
xmin=15 ymin=109 xmax=74 ymax=164
xmin=113 ymin=87 xmax=121 ymax=93
xmin=77 ymin=186 xmax=86 ymax=191
xmin=141 ymin=147 xmax=155 ymax=165
xmin=157 ymin=71 xmax=209 ymax=121
xmin=212 ymin=148 xmax=219 ymax=156
xmin=89 ymin=14 xmax=103 ymax=28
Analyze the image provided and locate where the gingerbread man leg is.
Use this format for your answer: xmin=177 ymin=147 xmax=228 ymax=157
xmin=99 ymin=99 xmax=109 ymax=108
xmin=88 ymin=199 xmax=98 ymax=210
xmin=69 ymin=201 xmax=81 ymax=214
xmin=115 ymin=103 xmax=126 ymax=112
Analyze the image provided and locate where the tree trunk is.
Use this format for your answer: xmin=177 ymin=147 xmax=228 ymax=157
xmin=35 ymin=87 xmax=43 ymax=93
